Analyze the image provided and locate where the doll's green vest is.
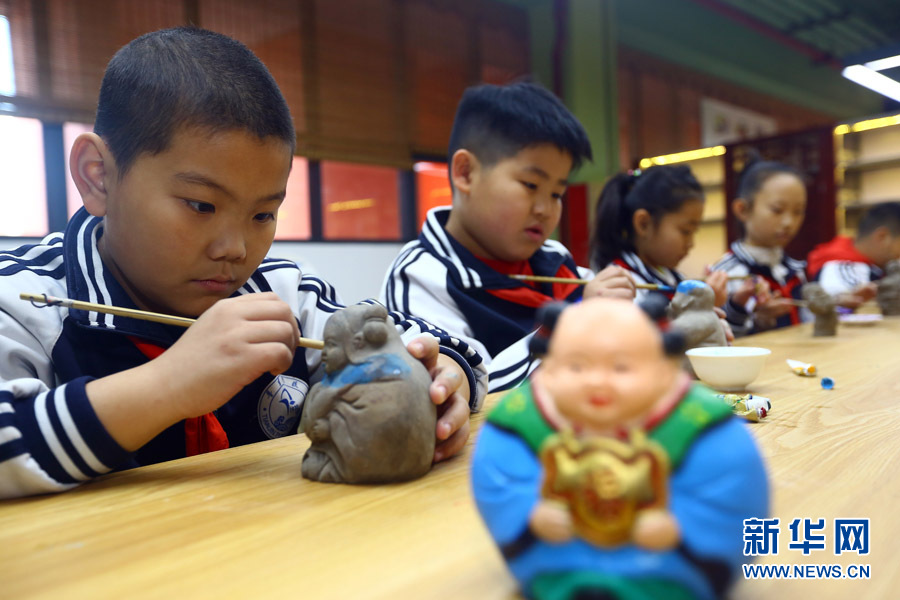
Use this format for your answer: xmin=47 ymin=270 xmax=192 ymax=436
xmin=487 ymin=380 xmax=732 ymax=468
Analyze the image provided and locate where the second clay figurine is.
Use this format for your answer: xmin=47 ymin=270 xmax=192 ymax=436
xmin=802 ymin=283 xmax=838 ymax=336
xmin=668 ymin=280 xmax=728 ymax=349
xmin=877 ymin=260 xmax=900 ymax=316
xmin=299 ymin=303 xmax=436 ymax=484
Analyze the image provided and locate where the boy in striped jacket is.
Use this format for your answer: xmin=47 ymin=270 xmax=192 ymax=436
xmin=381 ymin=82 xmax=634 ymax=393
xmin=0 ymin=28 xmax=485 ymax=500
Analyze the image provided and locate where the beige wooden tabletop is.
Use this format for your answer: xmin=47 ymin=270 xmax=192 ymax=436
xmin=2 ymin=317 xmax=899 ymax=600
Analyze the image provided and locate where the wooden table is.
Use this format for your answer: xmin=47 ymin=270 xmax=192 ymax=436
xmin=3 ymin=317 xmax=899 ymax=599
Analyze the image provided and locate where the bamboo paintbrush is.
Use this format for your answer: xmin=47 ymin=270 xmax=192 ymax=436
xmin=19 ymin=293 xmax=326 ymax=350
xmin=509 ymin=274 xmax=673 ymax=292
xmin=511 ymin=273 xmax=751 ymax=290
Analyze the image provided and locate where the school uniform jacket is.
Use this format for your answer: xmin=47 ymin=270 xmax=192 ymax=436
xmin=807 ymin=236 xmax=883 ymax=297
xmin=0 ymin=208 xmax=486 ymax=500
xmin=380 ymin=207 xmax=590 ymax=393
xmin=712 ymin=241 xmax=808 ymax=336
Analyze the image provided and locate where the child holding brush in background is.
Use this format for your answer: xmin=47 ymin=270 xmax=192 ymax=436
xmin=589 ymin=164 xmax=729 ymax=305
xmin=711 ymin=157 xmax=809 ymax=335
xmin=0 ymin=28 xmax=486 ymax=500
xmin=807 ymin=201 xmax=900 ymax=308
xmin=380 ymin=82 xmax=635 ymax=393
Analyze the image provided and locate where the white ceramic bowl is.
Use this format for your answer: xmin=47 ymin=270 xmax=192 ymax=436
xmin=685 ymin=346 xmax=771 ymax=391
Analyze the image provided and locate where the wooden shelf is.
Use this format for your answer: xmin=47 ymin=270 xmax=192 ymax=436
xmin=840 ymin=155 xmax=900 ymax=172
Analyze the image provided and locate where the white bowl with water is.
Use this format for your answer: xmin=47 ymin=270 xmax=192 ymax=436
xmin=685 ymin=346 xmax=771 ymax=391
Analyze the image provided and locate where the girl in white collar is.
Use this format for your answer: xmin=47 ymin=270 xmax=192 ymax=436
xmin=713 ymin=157 xmax=809 ymax=335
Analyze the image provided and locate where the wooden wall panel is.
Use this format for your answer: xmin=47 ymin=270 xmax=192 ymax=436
xmin=618 ymin=46 xmax=833 ymax=166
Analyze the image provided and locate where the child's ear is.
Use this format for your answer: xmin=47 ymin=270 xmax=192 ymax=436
xmin=70 ymin=133 xmax=113 ymax=217
xmin=632 ymin=208 xmax=653 ymax=237
xmin=450 ymin=149 xmax=479 ymax=196
xmin=870 ymin=225 xmax=889 ymax=244
xmin=732 ymin=198 xmax=750 ymax=223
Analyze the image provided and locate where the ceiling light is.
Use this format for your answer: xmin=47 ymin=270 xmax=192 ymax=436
xmin=864 ymin=54 xmax=900 ymax=72
xmin=841 ymin=64 xmax=900 ymax=104
xmin=639 ymin=146 xmax=725 ymax=169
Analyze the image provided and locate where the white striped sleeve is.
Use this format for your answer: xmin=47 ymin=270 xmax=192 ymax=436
xmin=818 ymin=261 xmax=870 ymax=296
xmin=0 ymin=377 xmax=130 ymax=499
xmin=486 ymin=335 xmax=539 ymax=394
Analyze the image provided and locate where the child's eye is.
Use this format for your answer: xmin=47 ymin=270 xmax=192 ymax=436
xmin=551 ymin=192 xmax=563 ymax=200
xmin=185 ymin=200 xmax=215 ymax=214
xmin=254 ymin=212 xmax=276 ymax=223
xmin=520 ymin=181 xmax=538 ymax=191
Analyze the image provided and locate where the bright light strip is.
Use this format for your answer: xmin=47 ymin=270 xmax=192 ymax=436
xmin=1 ymin=16 xmax=15 ymax=97
xmin=864 ymin=54 xmax=900 ymax=72
xmin=842 ymin=64 xmax=900 ymax=104
xmin=639 ymin=145 xmax=725 ymax=169
xmin=833 ymin=114 xmax=900 ymax=136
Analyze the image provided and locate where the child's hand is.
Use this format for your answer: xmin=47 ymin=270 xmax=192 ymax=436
xmin=530 ymin=500 xmax=574 ymax=543
xmin=157 ymin=292 xmax=300 ymax=418
xmin=755 ymin=291 xmax=795 ymax=325
xmin=407 ymin=336 xmax=471 ymax=463
xmin=836 ymin=283 xmax=877 ymax=309
xmin=704 ymin=268 xmax=728 ymax=307
xmin=583 ymin=265 xmax=636 ymax=300
xmin=731 ymin=276 xmax=763 ymax=307
xmin=713 ymin=306 xmax=735 ymax=343
xmin=87 ymin=292 xmax=300 ymax=451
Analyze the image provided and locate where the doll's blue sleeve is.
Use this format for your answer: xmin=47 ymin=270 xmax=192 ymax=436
xmin=470 ymin=423 xmax=541 ymax=546
xmin=669 ymin=416 xmax=770 ymax=573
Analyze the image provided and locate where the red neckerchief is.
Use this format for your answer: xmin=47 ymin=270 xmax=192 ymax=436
xmin=477 ymin=257 xmax=581 ymax=307
xmin=128 ymin=336 xmax=230 ymax=457
xmin=754 ymin=273 xmax=803 ymax=325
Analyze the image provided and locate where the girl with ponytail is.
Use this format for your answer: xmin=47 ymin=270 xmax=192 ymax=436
xmin=590 ymin=165 xmax=725 ymax=302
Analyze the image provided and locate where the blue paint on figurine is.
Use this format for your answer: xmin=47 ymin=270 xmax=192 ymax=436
xmin=675 ymin=279 xmax=708 ymax=294
xmin=320 ymin=353 xmax=410 ymax=388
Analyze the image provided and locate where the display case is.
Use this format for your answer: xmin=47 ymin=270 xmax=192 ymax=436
xmin=834 ymin=114 xmax=900 ymax=235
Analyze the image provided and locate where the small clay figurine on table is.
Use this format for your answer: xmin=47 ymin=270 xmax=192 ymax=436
xmin=802 ymin=282 xmax=838 ymax=336
xmin=668 ymin=280 xmax=727 ymax=349
xmin=471 ymin=299 xmax=769 ymax=600
xmin=877 ymin=260 xmax=900 ymax=316
xmin=299 ymin=303 xmax=435 ymax=484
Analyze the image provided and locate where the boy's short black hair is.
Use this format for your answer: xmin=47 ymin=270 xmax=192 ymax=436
xmin=858 ymin=201 xmax=900 ymax=238
xmin=95 ymin=26 xmax=295 ymax=177
xmin=447 ymin=82 xmax=592 ymax=178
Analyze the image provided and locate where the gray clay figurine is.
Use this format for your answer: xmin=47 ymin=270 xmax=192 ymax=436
xmin=299 ymin=303 xmax=436 ymax=484
xmin=802 ymin=283 xmax=838 ymax=336
xmin=877 ymin=260 xmax=900 ymax=316
xmin=668 ymin=280 xmax=727 ymax=349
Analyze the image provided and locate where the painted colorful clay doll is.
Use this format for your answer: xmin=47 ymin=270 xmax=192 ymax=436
xmin=471 ymin=298 xmax=769 ymax=600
